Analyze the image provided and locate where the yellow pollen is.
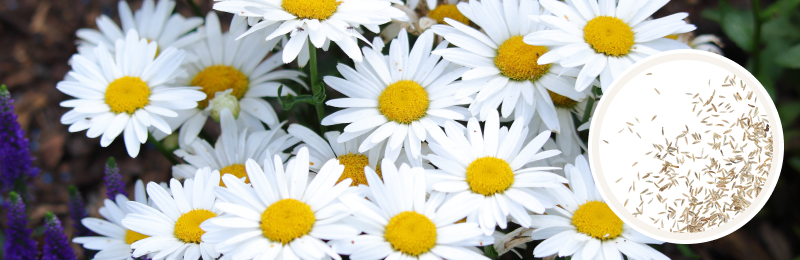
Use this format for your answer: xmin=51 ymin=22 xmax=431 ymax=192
xmin=174 ymin=209 xmax=217 ymax=244
xmin=336 ymin=153 xmax=382 ymax=186
xmin=219 ymin=164 xmax=249 ymax=187
xmin=465 ymin=157 xmax=514 ymax=196
xmin=572 ymin=201 xmax=623 ymax=240
xmin=428 ymin=5 xmax=469 ymax=25
xmin=583 ymin=16 xmax=635 ymax=57
xmin=384 ymin=211 xmax=437 ymax=256
xmin=260 ymin=198 xmax=315 ymax=244
xmin=494 ymin=36 xmax=551 ymax=81
xmin=281 ymin=0 xmax=340 ymax=20
xmin=105 ymin=76 xmax=150 ymax=114
xmin=124 ymin=229 xmax=149 ymax=245
xmin=548 ymin=90 xmax=579 ymax=108
xmin=378 ymin=80 xmax=429 ymax=124
xmin=191 ymin=65 xmax=249 ymax=108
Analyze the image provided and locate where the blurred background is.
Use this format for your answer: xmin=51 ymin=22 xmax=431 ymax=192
xmin=0 ymin=0 xmax=798 ymax=259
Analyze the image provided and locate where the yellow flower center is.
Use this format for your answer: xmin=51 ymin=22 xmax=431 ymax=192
xmin=384 ymin=211 xmax=437 ymax=256
xmin=664 ymin=34 xmax=680 ymax=40
xmin=174 ymin=209 xmax=217 ymax=244
xmin=548 ymin=90 xmax=579 ymax=108
xmin=191 ymin=65 xmax=249 ymax=108
xmin=583 ymin=16 xmax=635 ymax=57
xmin=105 ymin=76 xmax=150 ymax=114
xmin=336 ymin=153 xmax=382 ymax=186
xmin=260 ymin=198 xmax=315 ymax=244
xmin=465 ymin=156 xmax=514 ymax=196
xmin=124 ymin=229 xmax=149 ymax=245
xmin=494 ymin=36 xmax=551 ymax=81
xmin=378 ymin=80 xmax=429 ymax=124
xmin=219 ymin=164 xmax=249 ymax=187
xmin=572 ymin=201 xmax=623 ymax=240
xmin=428 ymin=5 xmax=469 ymax=25
xmin=281 ymin=0 xmax=341 ymax=20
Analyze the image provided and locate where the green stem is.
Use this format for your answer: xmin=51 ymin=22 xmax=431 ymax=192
xmin=581 ymin=91 xmax=596 ymax=124
xmin=186 ymin=0 xmax=203 ymax=18
xmin=751 ymin=0 xmax=762 ymax=76
xmin=148 ymin=133 xmax=178 ymax=165
xmin=308 ymin=41 xmax=328 ymax=134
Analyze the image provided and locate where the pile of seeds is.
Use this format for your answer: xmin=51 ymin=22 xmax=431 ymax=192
xmin=611 ymin=74 xmax=773 ymax=233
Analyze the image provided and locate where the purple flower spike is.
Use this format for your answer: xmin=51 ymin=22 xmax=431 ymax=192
xmin=68 ymin=185 xmax=91 ymax=237
xmin=0 ymin=85 xmax=39 ymax=196
xmin=104 ymin=157 xmax=127 ymax=199
xmin=3 ymin=192 xmax=38 ymax=260
xmin=42 ymin=212 xmax=76 ymax=260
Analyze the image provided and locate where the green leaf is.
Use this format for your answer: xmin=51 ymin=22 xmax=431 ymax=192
xmin=762 ymin=0 xmax=800 ymax=19
xmin=789 ymin=156 xmax=800 ymax=173
xmin=776 ymin=44 xmax=800 ymax=68
xmin=482 ymin=245 xmax=499 ymax=260
xmin=704 ymin=1 xmax=754 ymax=51
xmin=676 ymin=244 xmax=701 ymax=258
xmin=778 ymin=102 xmax=800 ymax=127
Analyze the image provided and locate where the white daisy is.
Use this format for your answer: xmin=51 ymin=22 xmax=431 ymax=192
xmin=527 ymin=155 xmax=669 ymax=260
xmin=668 ymin=32 xmax=723 ymax=55
xmin=380 ymin=0 xmax=467 ymax=41
xmin=76 ymin=0 xmax=203 ymax=60
xmin=429 ymin=0 xmax=584 ymax=132
xmin=58 ymin=30 xmax=206 ymax=158
xmin=528 ymin=89 xmax=593 ymax=163
xmin=171 ymin=108 xmax=298 ymax=182
xmin=73 ymin=180 xmax=151 ymax=260
xmin=424 ymin=110 xmax=566 ymax=235
xmin=152 ymin=12 xmax=307 ymax=146
xmin=332 ymin=159 xmax=494 ymax=260
xmin=322 ymin=29 xmax=471 ymax=159
xmin=524 ymin=0 xmax=696 ymax=91
xmin=212 ymin=0 xmax=407 ymax=66
xmin=200 ymin=147 xmax=360 ymax=260
xmin=121 ymin=168 xmax=221 ymax=260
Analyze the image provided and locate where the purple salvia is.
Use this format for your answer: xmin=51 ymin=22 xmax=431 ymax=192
xmin=3 ymin=192 xmax=37 ymax=260
xmin=0 ymin=85 xmax=39 ymax=196
xmin=104 ymin=157 xmax=127 ymax=199
xmin=42 ymin=212 xmax=77 ymax=260
xmin=68 ymin=185 xmax=91 ymax=237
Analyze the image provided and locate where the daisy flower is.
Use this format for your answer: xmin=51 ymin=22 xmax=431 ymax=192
xmin=380 ymin=0 xmax=468 ymax=41
xmin=76 ymin=0 xmax=203 ymax=60
xmin=58 ymin=30 xmax=206 ymax=158
xmin=212 ymin=0 xmax=407 ymax=66
xmin=121 ymin=168 xmax=221 ymax=260
xmin=527 ymin=155 xmax=669 ymax=260
xmin=524 ymin=0 xmax=696 ymax=91
xmin=200 ymin=147 xmax=360 ymax=259
xmin=332 ymin=159 xmax=494 ymax=260
xmin=528 ymin=89 xmax=593 ymax=163
xmin=153 ymin=12 xmax=307 ymax=146
xmin=425 ymin=110 xmax=566 ymax=235
xmin=171 ymin=108 xmax=298 ymax=182
xmin=322 ymin=29 xmax=471 ymax=159
xmin=73 ymin=180 xmax=152 ymax=260
xmin=430 ymin=0 xmax=583 ymax=132
xmin=668 ymin=32 xmax=724 ymax=55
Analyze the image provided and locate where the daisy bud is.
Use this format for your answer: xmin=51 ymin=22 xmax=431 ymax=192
xmin=209 ymin=89 xmax=239 ymax=122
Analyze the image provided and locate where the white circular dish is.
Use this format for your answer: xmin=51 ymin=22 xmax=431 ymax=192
xmin=588 ymin=49 xmax=784 ymax=244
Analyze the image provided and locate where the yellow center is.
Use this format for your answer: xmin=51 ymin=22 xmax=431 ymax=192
xmin=378 ymin=80 xmax=429 ymax=124
xmin=384 ymin=211 xmax=437 ymax=256
xmin=174 ymin=209 xmax=217 ymax=244
xmin=219 ymin=164 xmax=249 ymax=187
xmin=281 ymin=0 xmax=340 ymax=20
xmin=548 ymin=90 xmax=579 ymax=108
xmin=583 ymin=16 xmax=635 ymax=57
xmin=664 ymin=34 xmax=680 ymax=40
xmin=465 ymin=157 xmax=514 ymax=196
xmin=191 ymin=65 xmax=249 ymax=108
xmin=105 ymin=76 xmax=150 ymax=114
xmin=428 ymin=5 xmax=469 ymax=25
xmin=124 ymin=230 xmax=149 ymax=245
xmin=336 ymin=153 xmax=382 ymax=186
xmin=260 ymin=198 xmax=315 ymax=244
xmin=494 ymin=36 xmax=551 ymax=81
xmin=572 ymin=201 xmax=623 ymax=240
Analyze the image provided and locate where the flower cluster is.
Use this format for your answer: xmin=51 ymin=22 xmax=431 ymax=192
xmin=40 ymin=0 xmax=726 ymax=259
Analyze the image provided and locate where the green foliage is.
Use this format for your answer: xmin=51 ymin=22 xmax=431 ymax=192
xmin=676 ymin=244 xmax=701 ymax=258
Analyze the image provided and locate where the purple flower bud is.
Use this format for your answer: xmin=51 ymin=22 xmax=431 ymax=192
xmin=42 ymin=212 xmax=76 ymax=260
xmin=3 ymin=192 xmax=37 ymax=260
xmin=104 ymin=157 xmax=127 ymax=199
xmin=0 ymin=85 xmax=39 ymax=196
